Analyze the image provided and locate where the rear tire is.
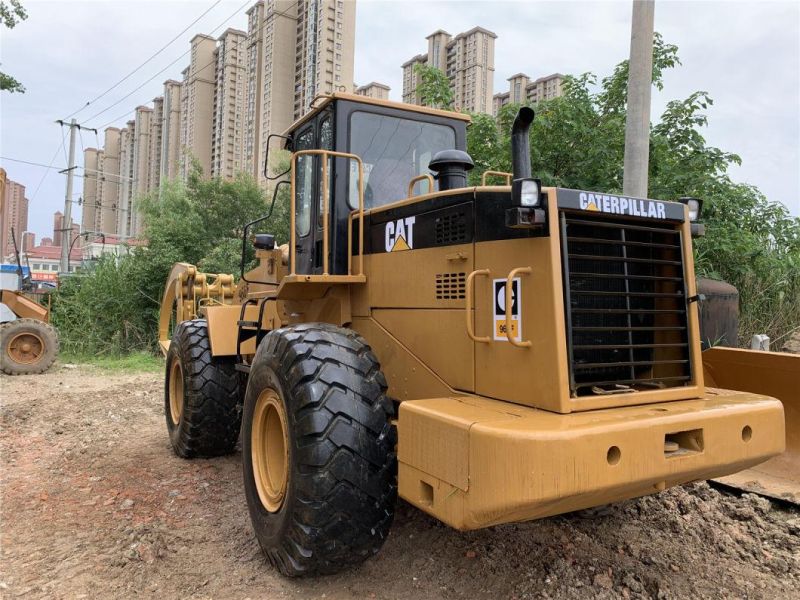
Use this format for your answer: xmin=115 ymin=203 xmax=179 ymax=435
xmin=165 ymin=319 xmax=243 ymax=458
xmin=0 ymin=318 xmax=59 ymax=375
xmin=242 ymin=323 xmax=397 ymax=577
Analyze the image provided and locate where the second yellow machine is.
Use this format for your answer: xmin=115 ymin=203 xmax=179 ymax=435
xmin=159 ymin=94 xmax=795 ymax=576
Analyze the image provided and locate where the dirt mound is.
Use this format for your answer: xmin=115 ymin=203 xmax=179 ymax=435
xmin=1 ymin=366 xmax=798 ymax=599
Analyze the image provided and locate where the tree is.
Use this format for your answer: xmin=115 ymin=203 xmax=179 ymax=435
xmin=52 ymin=166 xmax=276 ymax=354
xmin=414 ymin=63 xmax=453 ymax=110
xmin=1 ymin=0 xmax=27 ymax=93
xmin=464 ymin=37 xmax=800 ymax=345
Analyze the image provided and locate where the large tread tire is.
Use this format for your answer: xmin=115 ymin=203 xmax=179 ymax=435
xmin=165 ymin=319 xmax=243 ymax=458
xmin=242 ymin=323 xmax=397 ymax=577
xmin=0 ymin=318 xmax=59 ymax=375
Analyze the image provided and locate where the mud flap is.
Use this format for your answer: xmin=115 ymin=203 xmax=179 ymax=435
xmin=703 ymin=347 xmax=800 ymax=504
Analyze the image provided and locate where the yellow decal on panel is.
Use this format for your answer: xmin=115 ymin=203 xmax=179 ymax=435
xmin=586 ymin=201 xmax=599 ymax=211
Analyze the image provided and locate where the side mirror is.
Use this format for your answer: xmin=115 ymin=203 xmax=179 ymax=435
xmin=254 ymin=233 xmax=275 ymax=250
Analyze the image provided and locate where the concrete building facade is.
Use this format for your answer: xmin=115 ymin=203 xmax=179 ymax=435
xmin=355 ymin=82 xmax=390 ymax=100
xmin=96 ymin=127 xmax=121 ymax=235
xmin=117 ymin=122 xmax=136 ymax=238
xmin=131 ymin=107 xmax=153 ymax=236
xmin=161 ymin=80 xmax=183 ymax=182
xmin=492 ymin=72 xmax=565 ymax=115
xmin=2 ymin=178 xmax=28 ymax=258
xmin=147 ymin=97 xmax=164 ymax=193
xmin=180 ymin=34 xmax=217 ymax=179
xmin=212 ymin=28 xmax=248 ymax=179
xmin=81 ymin=149 xmax=99 ymax=235
xmin=402 ymin=26 xmax=496 ymax=114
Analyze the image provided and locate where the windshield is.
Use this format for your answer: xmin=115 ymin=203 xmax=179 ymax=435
xmin=348 ymin=111 xmax=456 ymax=210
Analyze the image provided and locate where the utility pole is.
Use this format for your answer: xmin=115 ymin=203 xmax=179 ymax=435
xmin=57 ymin=119 xmax=96 ymax=273
xmin=622 ymin=0 xmax=655 ymax=198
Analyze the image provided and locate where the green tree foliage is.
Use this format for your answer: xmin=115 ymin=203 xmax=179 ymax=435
xmin=52 ymin=166 xmax=289 ymax=355
xmin=465 ymin=36 xmax=799 ymax=345
xmin=414 ymin=63 xmax=453 ymax=110
xmin=1 ymin=0 xmax=27 ymax=93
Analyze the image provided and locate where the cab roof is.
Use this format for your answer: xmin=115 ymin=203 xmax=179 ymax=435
xmin=282 ymin=92 xmax=472 ymax=137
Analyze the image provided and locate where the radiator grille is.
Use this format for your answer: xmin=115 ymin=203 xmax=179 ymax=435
xmin=435 ymin=272 xmax=466 ymax=300
xmin=560 ymin=213 xmax=692 ymax=396
xmin=435 ymin=212 xmax=468 ymax=245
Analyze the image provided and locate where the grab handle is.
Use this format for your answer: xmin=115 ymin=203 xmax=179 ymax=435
xmin=465 ymin=269 xmax=491 ymax=343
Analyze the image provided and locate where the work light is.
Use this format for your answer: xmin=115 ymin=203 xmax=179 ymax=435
xmin=679 ymin=197 xmax=703 ymax=222
xmin=513 ymin=178 xmax=542 ymax=207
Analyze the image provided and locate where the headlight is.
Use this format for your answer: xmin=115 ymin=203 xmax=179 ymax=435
xmin=679 ymin=197 xmax=703 ymax=222
xmin=513 ymin=178 xmax=541 ymax=207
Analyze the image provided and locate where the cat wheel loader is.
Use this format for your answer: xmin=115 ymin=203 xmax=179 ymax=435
xmin=159 ymin=93 xmax=798 ymax=576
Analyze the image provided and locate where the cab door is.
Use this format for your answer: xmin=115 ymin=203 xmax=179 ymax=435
xmin=293 ymin=110 xmax=334 ymax=275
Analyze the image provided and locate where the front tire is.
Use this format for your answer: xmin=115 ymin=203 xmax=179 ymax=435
xmin=165 ymin=319 xmax=243 ymax=458
xmin=242 ymin=323 xmax=397 ymax=577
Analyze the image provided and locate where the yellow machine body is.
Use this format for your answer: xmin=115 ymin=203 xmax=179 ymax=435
xmin=160 ymin=93 xmax=792 ymax=530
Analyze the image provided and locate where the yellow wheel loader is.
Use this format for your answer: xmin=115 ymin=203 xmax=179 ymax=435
xmin=159 ymin=94 xmax=798 ymax=577
xmin=0 ymin=231 xmax=59 ymax=376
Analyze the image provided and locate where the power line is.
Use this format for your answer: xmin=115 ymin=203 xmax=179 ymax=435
xmin=94 ymin=0 xmax=300 ymax=131
xmin=27 ymin=124 xmax=68 ymax=203
xmin=86 ymin=0 xmax=252 ymax=127
xmin=63 ymin=0 xmax=224 ymax=121
xmin=1 ymin=156 xmax=67 ymax=170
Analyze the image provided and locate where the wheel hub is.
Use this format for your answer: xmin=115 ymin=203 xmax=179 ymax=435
xmin=252 ymin=388 xmax=289 ymax=512
xmin=168 ymin=359 xmax=184 ymax=425
xmin=8 ymin=332 xmax=44 ymax=365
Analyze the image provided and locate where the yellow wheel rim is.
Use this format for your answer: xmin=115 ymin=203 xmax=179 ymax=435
xmin=8 ymin=332 xmax=45 ymax=365
xmin=168 ymin=358 xmax=184 ymax=425
xmin=251 ymin=388 xmax=289 ymax=512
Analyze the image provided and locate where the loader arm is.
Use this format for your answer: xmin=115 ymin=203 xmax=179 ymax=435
xmin=703 ymin=347 xmax=800 ymax=503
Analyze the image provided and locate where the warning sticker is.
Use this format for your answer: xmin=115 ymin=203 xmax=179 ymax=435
xmin=493 ymin=278 xmax=521 ymax=342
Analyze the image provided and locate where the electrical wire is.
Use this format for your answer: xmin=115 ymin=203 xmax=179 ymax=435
xmin=63 ymin=0 xmax=224 ymax=120
xmin=0 ymin=156 xmax=67 ymax=170
xmin=93 ymin=0 xmax=300 ymax=131
xmin=86 ymin=0 xmax=252 ymax=127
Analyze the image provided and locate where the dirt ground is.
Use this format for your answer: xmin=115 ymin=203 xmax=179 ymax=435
xmin=1 ymin=365 xmax=798 ymax=600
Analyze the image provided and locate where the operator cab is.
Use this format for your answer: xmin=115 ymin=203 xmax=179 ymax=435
xmin=277 ymin=93 xmax=470 ymax=275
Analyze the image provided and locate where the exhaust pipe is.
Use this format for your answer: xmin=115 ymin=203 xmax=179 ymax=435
xmin=511 ymin=106 xmax=535 ymax=180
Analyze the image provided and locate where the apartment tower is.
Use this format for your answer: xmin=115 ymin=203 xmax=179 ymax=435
xmin=81 ymin=148 xmax=99 ymax=235
xmin=355 ymin=82 xmax=390 ymax=100
xmin=492 ymin=72 xmax=565 ymax=115
xmin=161 ymin=80 xmax=183 ymax=182
xmin=1 ymin=178 xmax=28 ymax=258
xmin=117 ymin=122 xmax=136 ymax=238
xmin=180 ymin=34 xmax=217 ymax=179
xmin=402 ymin=27 xmax=496 ymax=114
xmin=212 ymin=28 xmax=248 ymax=179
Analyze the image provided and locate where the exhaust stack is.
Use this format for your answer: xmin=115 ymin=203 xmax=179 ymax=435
xmin=511 ymin=107 xmax=535 ymax=180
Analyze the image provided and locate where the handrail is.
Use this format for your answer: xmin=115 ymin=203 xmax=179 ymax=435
xmin=290 ymin=149 xmax=365 ymax=277
xmin=407 ymin=174 xmax=435 ymax=198
xmin=505 ymin=267 xmax=532 ymax=348
xmin=481 ymin=170 xmax=513 ymax=186
xmin=465 ymin=269 xmax=491 ymax=343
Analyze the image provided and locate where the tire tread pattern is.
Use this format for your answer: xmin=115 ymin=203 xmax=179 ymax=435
xmin=166 ymin=319 xmax=242 ymax=458
xmin=246 ymin=323 xmax=396 ymax=577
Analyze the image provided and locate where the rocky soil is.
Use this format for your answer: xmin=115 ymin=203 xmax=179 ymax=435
xmin=1 ymin=365 xmax=798 ymax=599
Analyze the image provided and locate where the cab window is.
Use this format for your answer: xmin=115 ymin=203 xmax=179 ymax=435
xmin=348 ymin=112 xmax=455 ymax=210
xmin=295 ymin=127 xmax=315 ymax=237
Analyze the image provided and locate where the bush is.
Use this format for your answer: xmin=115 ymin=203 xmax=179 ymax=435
xmin=52 ymin=166 xmax=289 ymax=355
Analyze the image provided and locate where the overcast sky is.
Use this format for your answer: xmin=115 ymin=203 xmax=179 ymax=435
xmin=1 ymin=0 xmax=798 ymax=241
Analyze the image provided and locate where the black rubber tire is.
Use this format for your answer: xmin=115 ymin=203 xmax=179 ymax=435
xmin=0 ymin=318 xmax=59 ymax=375
xmin=165 ymin=319 xmax=243 ymax=458
xmin=242 ymin=323 xmax=397 ymax=577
